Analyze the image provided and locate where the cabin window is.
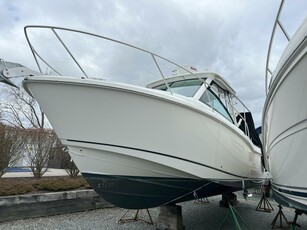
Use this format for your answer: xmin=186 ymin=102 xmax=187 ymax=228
xmin=200 ymin=89 xmax=233 ymax=123
xmin=153 ymin=79 xmax=203 ymax=97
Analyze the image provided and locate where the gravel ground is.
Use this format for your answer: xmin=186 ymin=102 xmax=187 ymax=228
xmin=1 ymin=193 xmax=306 ymax=230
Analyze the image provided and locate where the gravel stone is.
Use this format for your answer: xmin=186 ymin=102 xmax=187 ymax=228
xmin=1 ymin=193 xmax=306 ymax=230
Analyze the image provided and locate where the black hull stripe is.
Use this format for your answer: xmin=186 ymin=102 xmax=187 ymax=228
xmin=67 ymin=139 xmax=261 ymax=180
xmin=273 ymin=185 xmax=307 ymax=198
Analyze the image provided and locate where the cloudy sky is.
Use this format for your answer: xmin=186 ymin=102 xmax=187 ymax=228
xmin=0 ymin=0 xmax=306 ymax=126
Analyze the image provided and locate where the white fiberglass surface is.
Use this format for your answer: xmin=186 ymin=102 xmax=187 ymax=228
xmin=23 ymin=76 xmax=264 ymax=182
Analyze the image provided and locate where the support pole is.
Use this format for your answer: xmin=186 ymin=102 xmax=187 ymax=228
xmin=271 ymin=204 xmax=289 ymax=229
xmin=117 ymin=209 xmax=154 ymax=225
xmin=194 ymin=197 xmax=209 ymax=205
xmin=289 ymin=209 xmax=302 ymax=230
xmin=256 ymin=192 xmax=274 ymax=212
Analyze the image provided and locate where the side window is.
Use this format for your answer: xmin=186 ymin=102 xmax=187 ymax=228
xmin=200 ymin=90 xmax=233 ymax=123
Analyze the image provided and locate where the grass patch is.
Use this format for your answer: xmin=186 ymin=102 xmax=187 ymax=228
xmin=0 ymin=176 xmax=90 ymax=196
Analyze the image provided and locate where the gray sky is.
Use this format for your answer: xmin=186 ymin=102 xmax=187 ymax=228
xmin=0 ymin=0 xmax=306 ymax=126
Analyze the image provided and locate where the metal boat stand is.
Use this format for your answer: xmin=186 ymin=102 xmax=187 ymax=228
xmin=256 ymin=192 xmax=274 ymax=212
xmin=271 ymin=204 xmax=289 ymax=229
xmin=219 ymin=202 xmax=250 ymax=230
xmin=194 ymin=197 xmax=209 ymax=205
xmin=288 ymin=209 xmax=303 ymax=230
xmin=117 ymin=209 xmax=154 ymax=225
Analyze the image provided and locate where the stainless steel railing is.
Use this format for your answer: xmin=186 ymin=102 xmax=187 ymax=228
xmin=265 ymin=0 xmax=290 ymax=95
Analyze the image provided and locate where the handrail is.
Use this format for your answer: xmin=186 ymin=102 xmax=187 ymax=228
xmin=24 ymin=25 xmax=254 ymax=141
xmin=51 ymin=28 xmax=88 ymax=78
xmin=24 ymin=25 xmax=206 ymax=88
xmin=265 ymin=0 xmax=290 ymax=94
xmin=230 ymin=97 xmax=251 ymax=138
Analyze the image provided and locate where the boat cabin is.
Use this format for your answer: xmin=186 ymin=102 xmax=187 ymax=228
xmin=147 ymin=70 xmax=262 ymax=149
xmin=147 ymin=71 xmax=236 ymax=124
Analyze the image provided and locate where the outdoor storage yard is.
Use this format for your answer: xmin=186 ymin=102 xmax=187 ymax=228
xmin=1 ymin=191 xmax=307 ymax=230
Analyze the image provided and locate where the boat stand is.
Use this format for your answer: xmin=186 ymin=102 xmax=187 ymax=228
xmin=219 ymin=202 xmax=250 ymax=230
xmin=117 ymin=209 xmax=153 ymax=225
xmin=289 ymin=209 xmax=303 ymax=230
xmin=219 ymin=192 xmax=238 ymax=207
xmin=256 ymin=192 xmax=274 ymax=212
xmin=194 ymin=197 xmax=209 ymax=205
xmin=156 ymin=204 xmax=185 ymax=230
xmin=271 ymin=204 xmax=289 ymax=229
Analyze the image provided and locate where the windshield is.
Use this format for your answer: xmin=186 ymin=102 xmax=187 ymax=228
xmin=153 ymin=79 xmax=204 ymax=97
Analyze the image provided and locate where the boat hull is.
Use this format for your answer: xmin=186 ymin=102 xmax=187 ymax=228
xmin=82 ymin=173 xmax=238 ymax=209
xmin=23 ymin=76 xmax=264 ymax=209
xmin=272 ymin=184 xmax=307 ymax=212
xmin=263 ymin=19 xmax=307 ymax=212
xmin=67 ymin=139 xmax=259 ymax=209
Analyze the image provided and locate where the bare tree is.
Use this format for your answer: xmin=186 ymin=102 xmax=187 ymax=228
xmin=1 ymin=86 xmax=46 ymax=129
xmin=1 ymin=86 xmax=53 ymax=178
xmin=62 ymin=150 xmax=80 ymax=178
xmin=1 ymin=86 xmax=79 ymax=178
xmin=0 ymin=123 xmax=26 ymax=177
xmin=24 ymin=128 xmax=58 ymax=178
xmin=50 ymin=140 xmax=80 ymax=178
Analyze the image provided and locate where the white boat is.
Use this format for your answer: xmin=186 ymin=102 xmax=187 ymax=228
xmin=5 ymin=26 xmax=267 ymax=209
xmin=262 ymin=1 xmax=307 ymax=212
